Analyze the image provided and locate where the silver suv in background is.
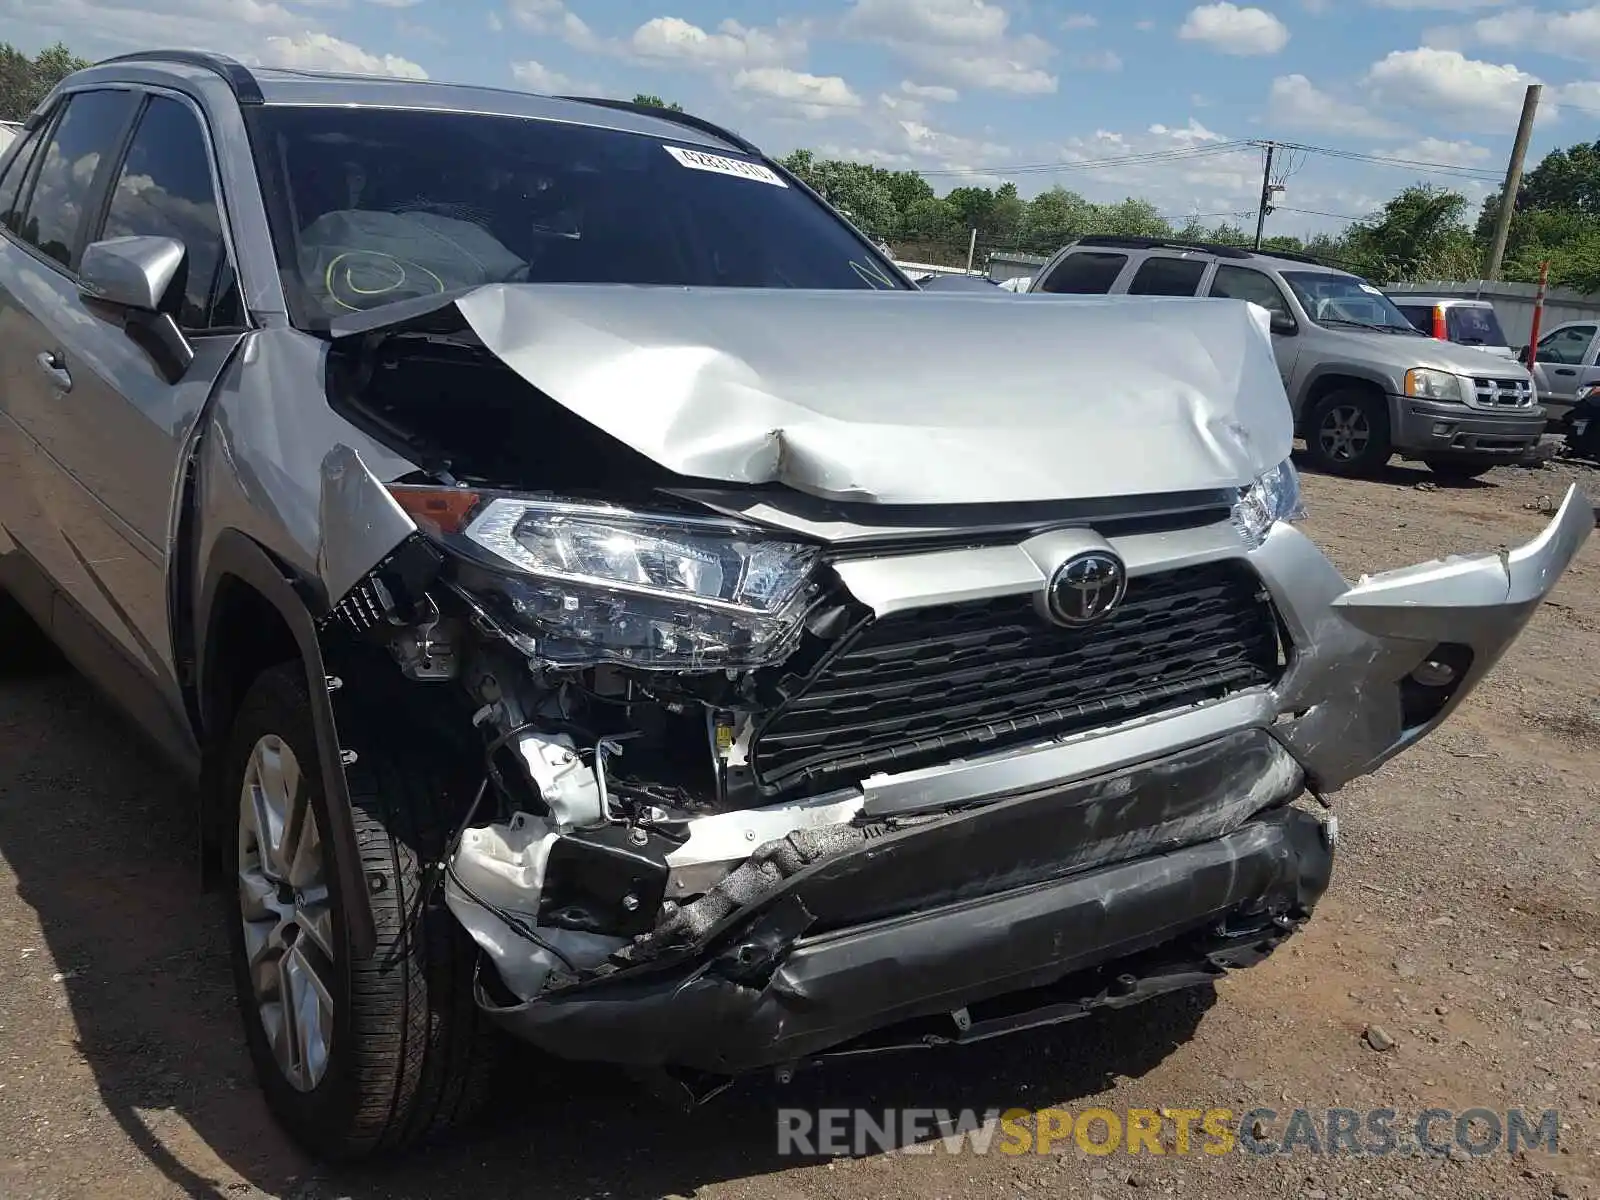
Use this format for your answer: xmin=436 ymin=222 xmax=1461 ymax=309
xmin=1027 ymin=237 xmax=1545 ymax=481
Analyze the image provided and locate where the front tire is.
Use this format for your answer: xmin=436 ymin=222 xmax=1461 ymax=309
xmin=1303 ymin=389 xmax=1393 ymax=477
xmin=221 ymin=664 xmax=494 ymax=1161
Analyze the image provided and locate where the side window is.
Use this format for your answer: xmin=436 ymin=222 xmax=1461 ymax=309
xmin=1039 ymin=251 xmax=1127 ymax=294
xmin=17 ymin=89 xmax=138 ymax=269
xmin=1537 ymin=325 xmax=1597 ymax=365
xmin=1393 ymin=304 xmax=1432 ymax=334
xmin=0 ymin=120 xmax=47 ymax=234
xmin=1126 ymin=255 xmax=1207 ymax=296
xmin=101 ymin=95 xmax=242 ymax=330
xmin=1208 ymin=265 xmax=1293 ymax=324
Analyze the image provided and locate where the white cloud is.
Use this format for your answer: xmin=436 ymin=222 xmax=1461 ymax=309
xmin=510 ymin=59 xmax=575 ymax=92
xmin=1075 ymin=49 xmax=1123 ymax=70
xmin=508 ymin=0 xmax=600 ymax=51
xmin=1369 ymin=0 xmax=1510 ymax=8
xmin=1390 ymin=136 xmax=1492 ymax=165
xmin=365 ymin=0 xmax=422 ymax=8
xmin=1268 ymin=73 xmax=1400 ymax=136
xmin=1135 ymin=18 xmax=1157 ymax=28
xmin=1147 ymin=117 xmax=1228 ymax=143
xmin=734 ymin=67 xmax=862 ymax=116
xmin=1364 ymin=47 xmax=1543 ymax=126
xmin=1061 ymin=12 xmax=1099 ymax=28
xmin=932 ymin=50 xmax=1056 ymax=92
xmin=252 ymin=32 xmax=428 ymax=77
xmin=1557 ymin=78 xmax=1600 ymax=108
xmin=841 ymin=0 xmax=1058 ymax=94
xmin=900 ymin=79 xmax=959 ymax=101
xmin=629 ymin=15 xmax=804 ymax=67
xmin=843 ymin=0 xmax=1012 ymax=43
xmin=1179 ymin=3 xmax=1290 ymax=53
xmin=1447 ymin=5 xmax=1600 ymax=60
xmin=0 ymin=0 xmax=304 ymax=55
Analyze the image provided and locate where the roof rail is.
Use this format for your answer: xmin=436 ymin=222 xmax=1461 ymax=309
xmin=555 ymin=95 xmax=760 ymax=155
xmin=94 ymin=50 xmax=264 ymax=105
xmin=1073 ymin=234 xmax=1255 ymax=260
xmin=1250 ymin=246 xmax=1345 ymax=269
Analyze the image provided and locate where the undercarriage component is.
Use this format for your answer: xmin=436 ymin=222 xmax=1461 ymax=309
xmin=444 ymin=814 xmax=626 ymax=998
xmin=539 ymin=823 xmax=673 ymax=937
xmin=510 ymin=730 xmax=606 ymax=830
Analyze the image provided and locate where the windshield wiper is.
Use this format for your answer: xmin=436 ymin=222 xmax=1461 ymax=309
xmin=1318 ymin=317 xmax=1385 ymax=331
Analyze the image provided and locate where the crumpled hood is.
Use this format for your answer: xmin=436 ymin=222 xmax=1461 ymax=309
xmin=340 ymin=284 xmax=1294 ymax=505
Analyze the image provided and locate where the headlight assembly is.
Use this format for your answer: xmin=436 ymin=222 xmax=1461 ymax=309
xmin=1404 ymin=367 xmax=1470 ymax=403
xmin=1232 ymin=458 xmax=1307 ymax=549
xmin=388 ymin=487 xmax=821 ymax=669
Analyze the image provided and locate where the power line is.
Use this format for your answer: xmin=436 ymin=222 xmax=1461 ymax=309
xmin=1268 ymin=140 xmax=1502 ymax=182
xmin=1277 ymin=204 xmax=1375 ymax=222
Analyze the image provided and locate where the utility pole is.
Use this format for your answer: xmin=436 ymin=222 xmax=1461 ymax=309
xmin=1485 ymin=83 xmax=1541 ymax=281
xmin=1253 ymin=141 xmax=1280 ymax=250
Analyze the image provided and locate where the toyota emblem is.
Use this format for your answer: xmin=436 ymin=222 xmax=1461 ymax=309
xmin=1045 ymin=551 xmax=1128 ymax=627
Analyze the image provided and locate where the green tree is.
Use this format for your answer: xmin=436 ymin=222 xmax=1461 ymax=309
xmin=631 ymin=93 xmax=683 ymax=111
xmin=1520 ymin=140 xmax=1600 ymax=218
xmin=1344 ymin=185 xmax=1474 ymax=282
xmin=0 ymin=41 xmax=91 ymax=121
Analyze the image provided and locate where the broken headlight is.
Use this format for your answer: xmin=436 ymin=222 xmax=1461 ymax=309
xmin=1232 ymin=458 xmax=1306 ymax=550
xmin=389 ymin=488 xmax=821 ymax=669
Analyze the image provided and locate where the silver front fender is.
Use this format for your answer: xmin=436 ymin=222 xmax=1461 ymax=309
xmin=1254 ymin=484 xmax=1592 ymax=791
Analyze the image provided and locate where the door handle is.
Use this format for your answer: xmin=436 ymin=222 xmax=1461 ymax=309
xmin=1553 ymin=367 xmax=1576 ymax=376
xmin=36 ymin=350 xmax=72 ymax=392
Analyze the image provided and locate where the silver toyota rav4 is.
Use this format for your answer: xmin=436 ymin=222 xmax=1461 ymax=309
xmin=0 ymin=52 xmax=1590 ymax=1161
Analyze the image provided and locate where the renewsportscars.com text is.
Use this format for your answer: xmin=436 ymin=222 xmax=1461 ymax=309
xmin=776 ymin=1106 xmax=1561 ymax=1159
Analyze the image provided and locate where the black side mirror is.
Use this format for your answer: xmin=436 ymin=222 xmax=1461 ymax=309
xmin=1270 ymin=314 xmax=1298 ymax=336
xmin=1516 ymin=344 xmax=1530 ymax=364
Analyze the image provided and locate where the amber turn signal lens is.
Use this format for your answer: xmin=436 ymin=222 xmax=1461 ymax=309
xmin=386 ymin=485 xmax=482 ymax=535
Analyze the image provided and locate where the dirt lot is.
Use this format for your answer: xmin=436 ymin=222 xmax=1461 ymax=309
xmin=1 ymin=456 xmax=1597 ymax=1200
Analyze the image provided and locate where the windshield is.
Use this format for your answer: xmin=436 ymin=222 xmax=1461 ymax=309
xmin=1281 ymin=271 xmax=1422 ymax=334
xmin=251 ymin=106 xmax=908 ymax=327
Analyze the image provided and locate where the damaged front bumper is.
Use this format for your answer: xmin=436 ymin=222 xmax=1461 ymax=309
xmin=325 ymin=432 xmax=1587 ymax=1077
xmin=473 ymin=735 xmax=1331 ymax=1073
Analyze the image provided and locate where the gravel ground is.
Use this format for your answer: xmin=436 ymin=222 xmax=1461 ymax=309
xmin=1 ymin=455 xmax=1597 ymax=1200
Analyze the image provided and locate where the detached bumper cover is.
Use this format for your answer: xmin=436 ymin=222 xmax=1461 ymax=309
xmin=1259 ymin=482 xmax=1593 ymax=791
xmin=479 ymin=732 xmax=1327 ymax=1074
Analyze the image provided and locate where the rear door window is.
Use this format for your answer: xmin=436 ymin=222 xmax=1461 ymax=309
xmin=1038 ymin=251 xmax=1127 ymax=294
xmin=0 ymin=118 xmax=48 ymax=234
xmin=15 ymin=88 xmax=139 ymax=269
xmin=1445 ymin=305 xmax=1507 ymax=348
xmin=1126 ymin=255 xmax=1207 ymax=296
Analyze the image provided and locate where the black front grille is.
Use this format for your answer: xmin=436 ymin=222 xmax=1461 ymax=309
xmin=750 ymin=560 xmax=1282 ymax=796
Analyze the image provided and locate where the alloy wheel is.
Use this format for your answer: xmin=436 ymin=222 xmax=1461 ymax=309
xmin=1318 ymin=404 xmax=1371 ymax=463
xmin=238 ymin=734 xmax=336 ymax=1093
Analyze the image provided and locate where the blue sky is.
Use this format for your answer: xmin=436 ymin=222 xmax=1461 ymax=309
xmin=1 ymin=0 xmax=1598 ymax=236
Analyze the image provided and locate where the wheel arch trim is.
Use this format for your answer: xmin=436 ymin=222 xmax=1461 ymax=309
xmin=197 ymin=528 xmax=377 ymax=959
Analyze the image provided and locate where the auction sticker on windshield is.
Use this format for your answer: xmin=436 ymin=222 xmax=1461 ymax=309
xmin=664 ymin=144 xmax=788 ymax=187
